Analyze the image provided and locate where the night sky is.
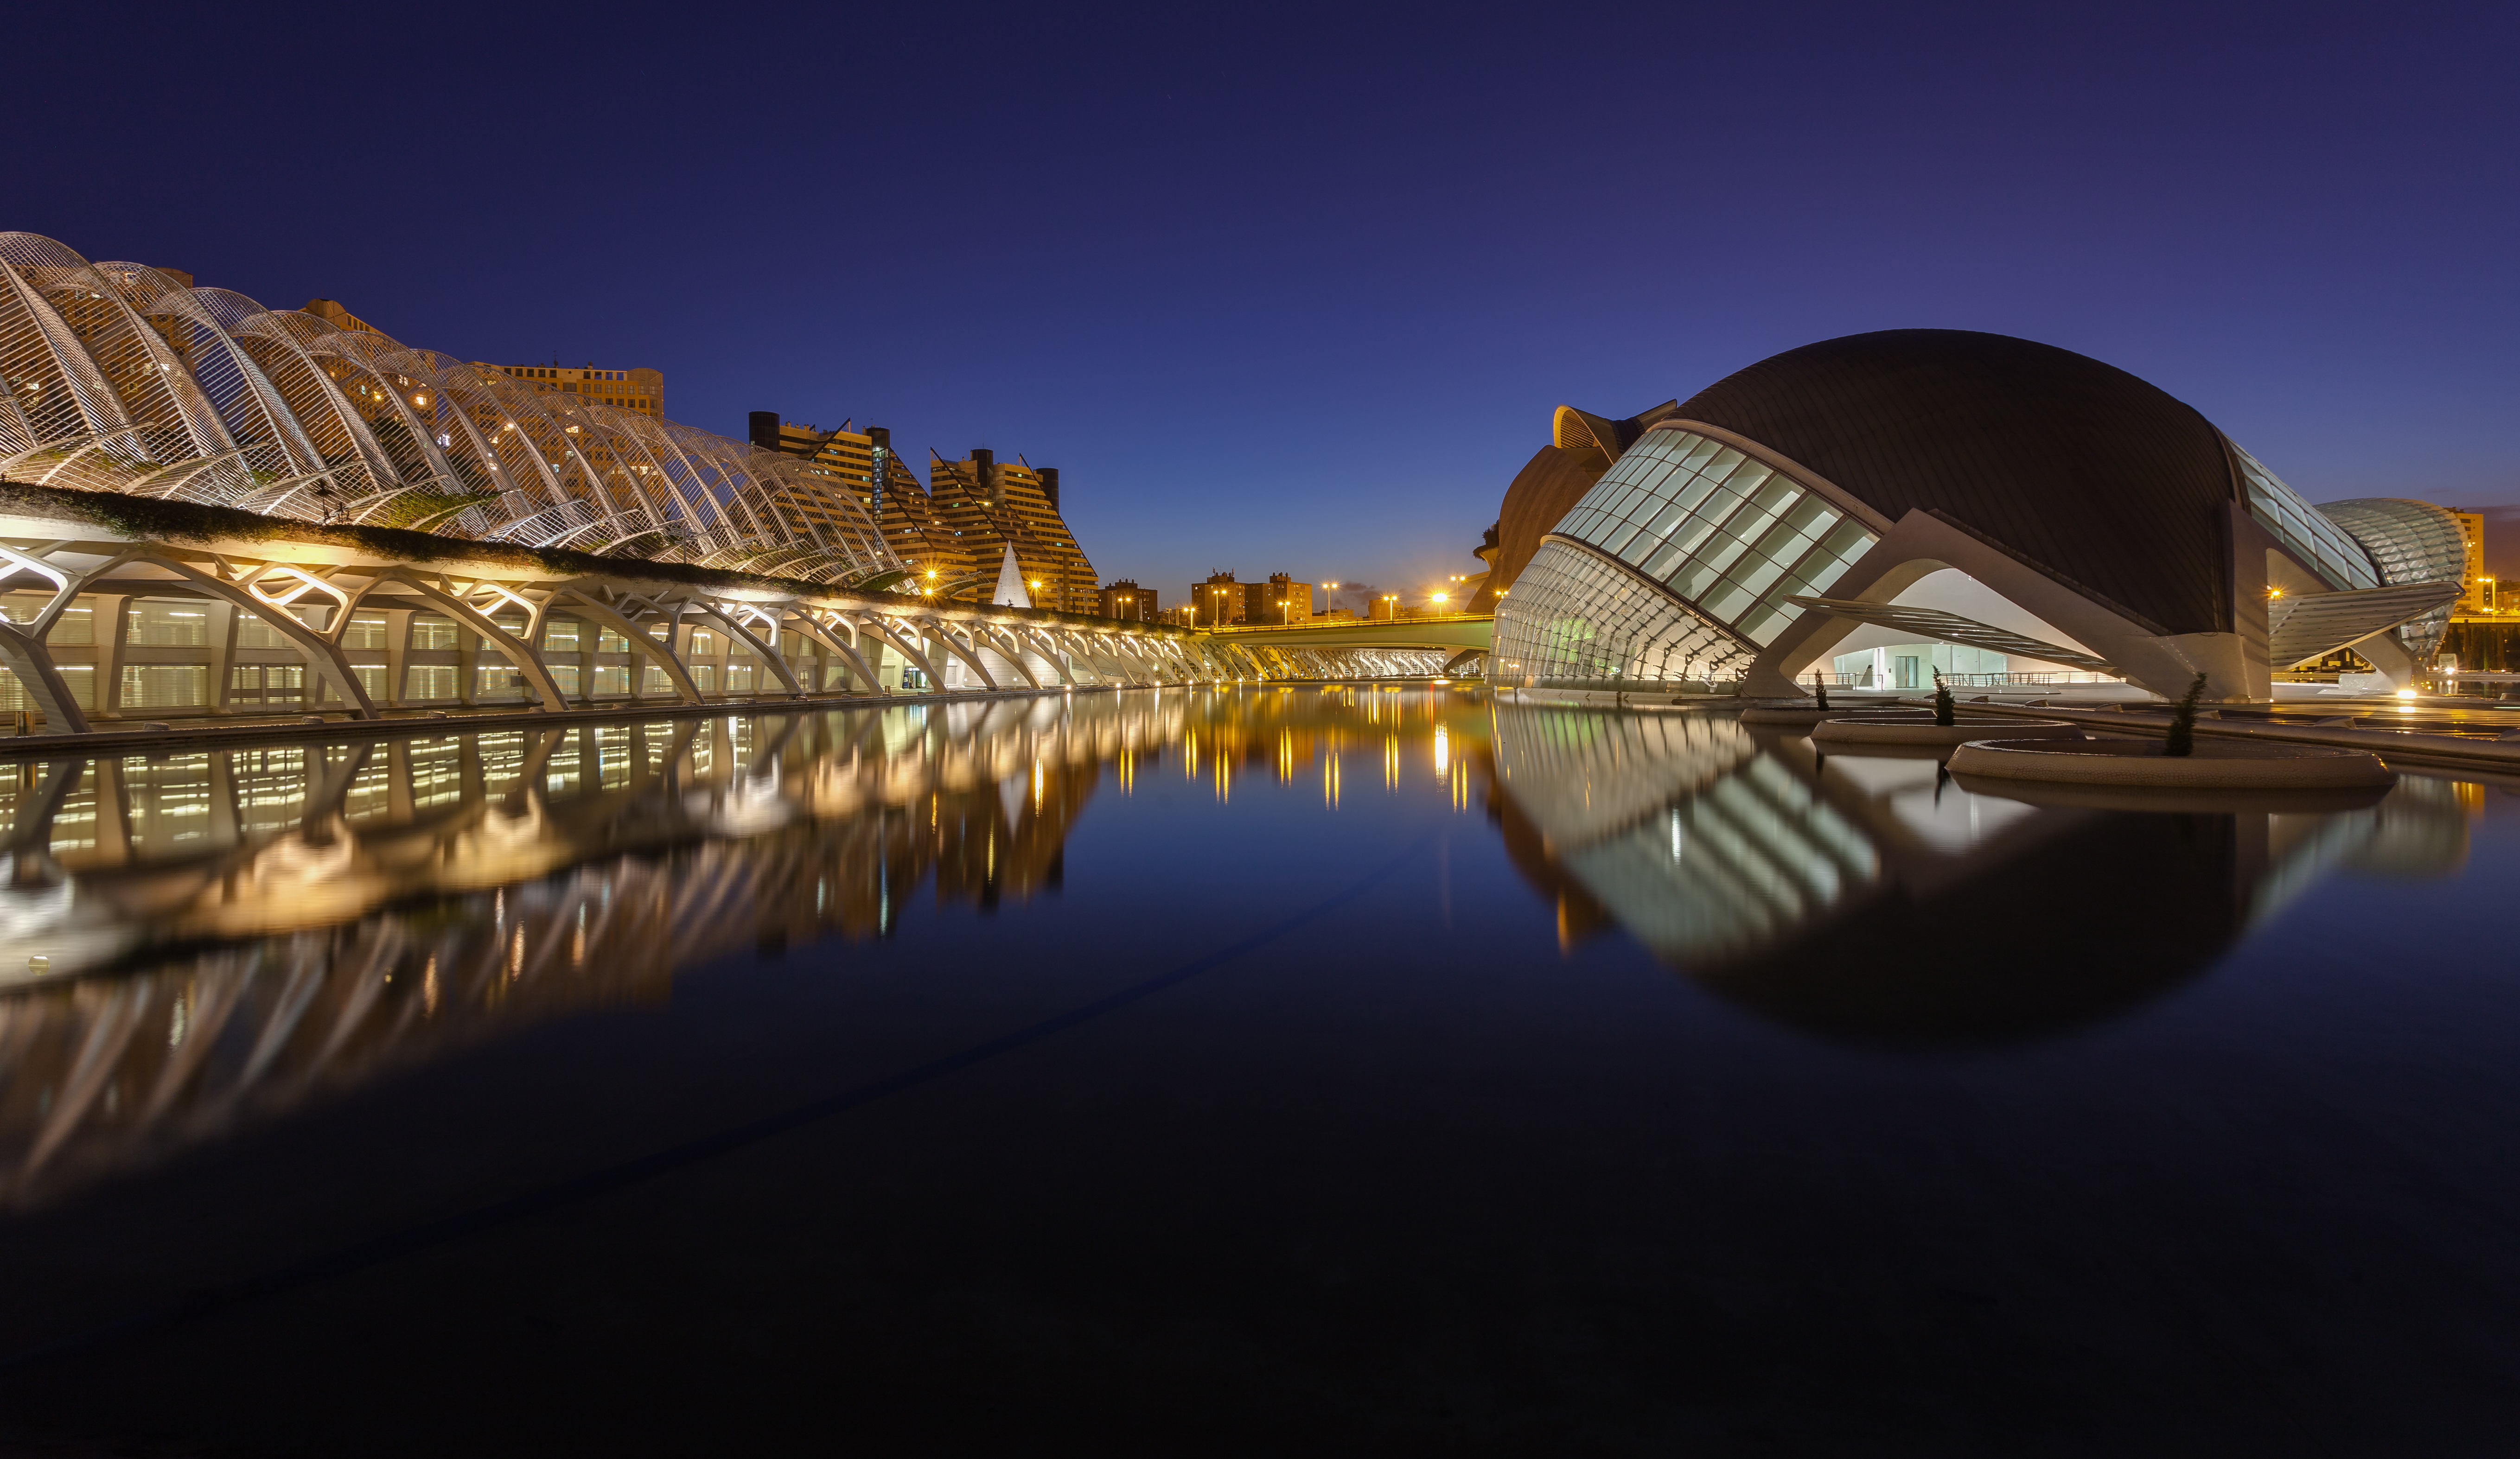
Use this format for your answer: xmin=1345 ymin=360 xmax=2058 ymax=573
xmin=14 ymin=1 xmax=2517 ymax=605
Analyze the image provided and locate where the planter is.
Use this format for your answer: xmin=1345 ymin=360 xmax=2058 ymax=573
xmin=1809 ymin=717 xmax=2081 ymax=747
xmin=1945 ymin=735 xmax=2396 ymax=790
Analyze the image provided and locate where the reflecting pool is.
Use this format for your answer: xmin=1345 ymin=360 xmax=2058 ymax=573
xmin=0 ymin=688 xmax=2511 ymax=1454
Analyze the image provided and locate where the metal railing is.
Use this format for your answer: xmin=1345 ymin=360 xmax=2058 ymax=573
xmin=1204 ymin=612 xmax=1494 ymax=633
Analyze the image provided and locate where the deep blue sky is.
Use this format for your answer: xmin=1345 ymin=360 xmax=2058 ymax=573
xmin=15 ymin=1 xmax=2518 ymax=602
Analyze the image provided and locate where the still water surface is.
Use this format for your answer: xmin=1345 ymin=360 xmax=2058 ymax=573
xmin=0 ymin=687 xmax=2510 ymax=1454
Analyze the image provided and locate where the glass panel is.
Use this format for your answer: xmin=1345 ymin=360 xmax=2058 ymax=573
xmin=1726 ymin=462 xmax=1776 ymax=500
xmin=1731 ymin=556 xmax=1788 ymax=598
xmin=1676 ymin=435 xmax=1724 ymax=473
xmin=234 ymin=611 xmax=293 ymax=648
xmin=1703 ymin=581 xmax=1755 ymax=622
xmin=1738 ymin=605 xmax=1788 ymax=646
xmin=340 ymin=613 xmax=388 ymax=650
xmin=409 ymin=614 xmax=459 ymax=650
xmin=50 ymin=605 xmax=93 ymax=645
xmin=120 ymin=663 xmax=207 ymax=707
xmin=126 ymin=600 xmax=210 ymax=647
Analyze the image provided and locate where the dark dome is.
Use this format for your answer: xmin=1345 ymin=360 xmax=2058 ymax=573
xmin=1673 ymin=330 xmax=2241 ymax=636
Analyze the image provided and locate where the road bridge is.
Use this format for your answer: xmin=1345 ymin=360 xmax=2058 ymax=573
xmin=1205 ymin=615 xmax=1493 ymax=678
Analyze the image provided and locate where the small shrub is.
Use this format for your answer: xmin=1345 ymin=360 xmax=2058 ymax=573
xmin=1811 ymin=670 xmax=1830 ymax=711
xmin=1931 ymin=669 xmax=1954 ymax=726
xmin=2164 ymin=672 xmax=2209 ymax=757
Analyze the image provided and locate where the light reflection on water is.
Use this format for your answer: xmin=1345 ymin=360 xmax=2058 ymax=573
xmin=0 ymin=687 xmax=2484 ymax=1208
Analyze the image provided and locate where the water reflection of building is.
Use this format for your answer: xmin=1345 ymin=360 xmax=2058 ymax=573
xmin=1486 ymin=701 xmax=2474 ymax=1045
xmin=0 ymin=692 xmax=1200 ymax=1206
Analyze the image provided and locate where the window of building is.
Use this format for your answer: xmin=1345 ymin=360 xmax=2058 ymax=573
xmin=1521 ymin=428 xmax=1881 ymax=680
xmin=409 ymin=613 xmax=459 ymax=650
xmin=234 ymin=610 xmax=301 ymax=648
xmin=591 ymin=664 xmax=629 ymax=697
xmin=126 ymin=599 xmax=211 ymax=646
xmin=45 ymin=603 xmax=93 ymax=644
xmin=596 ymin=627 xmax=629 ymax=653
xmin=230 ymin=664 xmax=305 ymax=705
xmin=544 ymin=620 xmax=582 ymax=652
xmin=340 ymin=613 xmax=389 ymax=650
xmin=405 ymin=664 xmax=459 ymax=700
xmin=2230 ymin=442 xmax=2378 ymax=592
xmin=121 ymin=664 xmax=208 ymax=708
xmin=476 ymin=663 xmax=529 ymax=700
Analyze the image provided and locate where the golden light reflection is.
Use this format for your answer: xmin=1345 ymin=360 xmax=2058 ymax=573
xmin=0 ymin=689 xmax=1500 ymax=1207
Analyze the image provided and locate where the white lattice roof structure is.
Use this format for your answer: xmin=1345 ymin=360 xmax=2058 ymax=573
xmin=0 ymin=233 xmax=903 ymax=586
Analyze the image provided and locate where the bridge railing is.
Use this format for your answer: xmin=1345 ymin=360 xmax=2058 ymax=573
xmin=1205 ymin=613 xmax=1494 ymax=634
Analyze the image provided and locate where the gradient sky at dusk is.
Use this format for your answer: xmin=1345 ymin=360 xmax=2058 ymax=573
xmin=14 ymin=1 xmax=2517 ymax=605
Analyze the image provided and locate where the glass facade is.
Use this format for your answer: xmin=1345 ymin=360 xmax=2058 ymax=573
xmin=2313 ymin=497 xmax=2470 ymax=662
xmin=2229 ymin=440 xmax=2379 ymax=591
xmin=1495 ymin=428 xmax=1878 ymax=683
xmin=1832 ymin=644 xmax=2008 ymax=688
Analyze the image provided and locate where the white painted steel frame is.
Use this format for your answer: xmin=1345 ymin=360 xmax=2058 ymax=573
xmin=0 ymin=233 xmax=900 ymax=587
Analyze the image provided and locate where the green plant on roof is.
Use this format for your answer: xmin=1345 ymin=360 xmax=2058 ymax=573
xmin=1932 ymin=668 xmax=1954 ymax=726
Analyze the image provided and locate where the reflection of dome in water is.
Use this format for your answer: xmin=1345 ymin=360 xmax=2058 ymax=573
xmin=1694 ymin=813 xmax=2246 ymax=1046
xmin=1486 ymin=701 xmax=2435 ymax=1047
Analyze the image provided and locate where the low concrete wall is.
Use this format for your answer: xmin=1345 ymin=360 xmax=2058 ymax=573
xmin=1938 ymin=698 xmax=2520 ymax=774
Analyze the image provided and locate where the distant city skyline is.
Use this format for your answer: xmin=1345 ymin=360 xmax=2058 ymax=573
xmin=14 ymin=2 xmax=2516 ymax=600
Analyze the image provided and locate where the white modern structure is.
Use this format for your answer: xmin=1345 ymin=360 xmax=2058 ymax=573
xmin=0 ymin=232 xmax=899 ymax=585
xmin=1492 ymin=331 xmax=2468 ymax=701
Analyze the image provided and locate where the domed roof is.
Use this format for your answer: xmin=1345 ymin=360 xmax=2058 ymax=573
xmin=1671 ymin=330 xmax=2242 ymax=636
